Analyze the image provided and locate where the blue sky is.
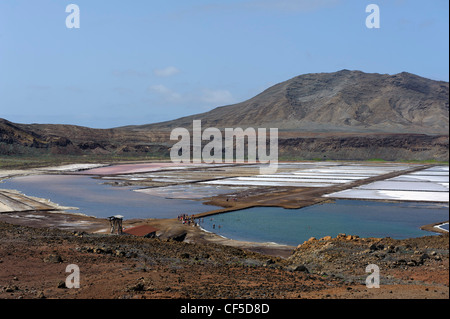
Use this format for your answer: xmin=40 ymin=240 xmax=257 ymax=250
xmin=0 ymin=0 xmax=448 ymax=128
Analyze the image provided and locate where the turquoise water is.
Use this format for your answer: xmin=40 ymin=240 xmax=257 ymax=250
xmin=0 ymin=175 xmax=219 ymax=219
xmin=199 ymin=200 xmax=449 ymax=246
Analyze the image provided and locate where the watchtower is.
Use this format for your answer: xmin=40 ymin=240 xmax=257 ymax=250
xmin=108 ymin=215 xmax=124 ymax=235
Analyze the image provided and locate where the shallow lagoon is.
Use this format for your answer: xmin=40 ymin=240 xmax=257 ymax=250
xmin=200 ymin=200 xmax=449 ymax=246
xmin=0 ymin=175 xmax=220 ymax=219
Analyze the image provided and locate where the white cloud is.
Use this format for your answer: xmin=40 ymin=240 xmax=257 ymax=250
xmin=148 ymin=84 xmax=235 ymax=108
xmin=200 ymin=89 xmax=235 ymax=105
xmin=149 ymin=84 xmax=181 ymax=101
xmin=153 ymin=66 xmax=181 ymax=77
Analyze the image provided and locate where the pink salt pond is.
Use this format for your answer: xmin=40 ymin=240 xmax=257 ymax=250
xmin=74 ymin=163 xmax=203 ymax=176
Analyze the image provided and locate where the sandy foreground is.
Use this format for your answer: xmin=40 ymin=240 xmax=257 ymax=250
xmin=0 ymin=165 xmax=448 ymax=299
xmin=0 ymin=203 xmax=448 ymax=300
xmin=0 ymin=216 xmax=448 ymax=300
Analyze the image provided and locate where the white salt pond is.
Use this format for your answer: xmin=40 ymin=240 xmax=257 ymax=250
xmin=358 ymin=181 xmax=449 ymax=192
xmin=233 ymin=177 xmax=350 ymax=183
xmin=135 ymin=184 xmax=249 ymax=199
xmin=326 ymin=166 xmax=449 ymax=203
xmin=327 ymin=189 xmax=449 ymax=202
xmin=292 ymin=173 xmax=373 ymax=179
xmin=204 ymin=181 xmax=336 ymax=187
xmin=203 ymin=163 xmax=416 ymax=188
xmin=258 ymin=174 xmax=368 ymax=180
xmin=390 ymin=175 xmax=449 ymax=183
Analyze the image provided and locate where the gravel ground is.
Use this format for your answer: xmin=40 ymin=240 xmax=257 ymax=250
xmin=0 ymin=221 xmax=448 ymax=299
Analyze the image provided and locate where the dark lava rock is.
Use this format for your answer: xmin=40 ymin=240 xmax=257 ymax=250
xmin=44 ymin=254 xmax=63 ymax=263
xmin=287 ymin=264 xmax=309 ymax=273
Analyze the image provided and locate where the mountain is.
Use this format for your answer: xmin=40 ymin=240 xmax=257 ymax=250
xmin=0 ymin=118 xmax=169 ymax=157
xmin=1 ymin=70 xmax=448 ymax=162
xmin=127 ymin=70 xmax=449 ymax=134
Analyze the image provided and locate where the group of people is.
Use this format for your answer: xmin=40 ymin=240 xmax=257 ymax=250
xmin=177 ymin=214 xmax=222 ymax=232
xmin=177 ymin=214 xmax=199 ymax=226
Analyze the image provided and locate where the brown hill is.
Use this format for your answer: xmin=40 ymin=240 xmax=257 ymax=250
xmin=0 ymin=118 xmax=78 ymax=153
xmin=0 ymin=118 xmax=168 ymax=157
xmin=128 ymin=70 xmax=449 ymax=134
xmin=1 ymin=70 xmax=448 ymax=161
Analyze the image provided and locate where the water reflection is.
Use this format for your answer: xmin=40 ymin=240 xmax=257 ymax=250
xmin=1 ymin=175 xmax=220 ymax=219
